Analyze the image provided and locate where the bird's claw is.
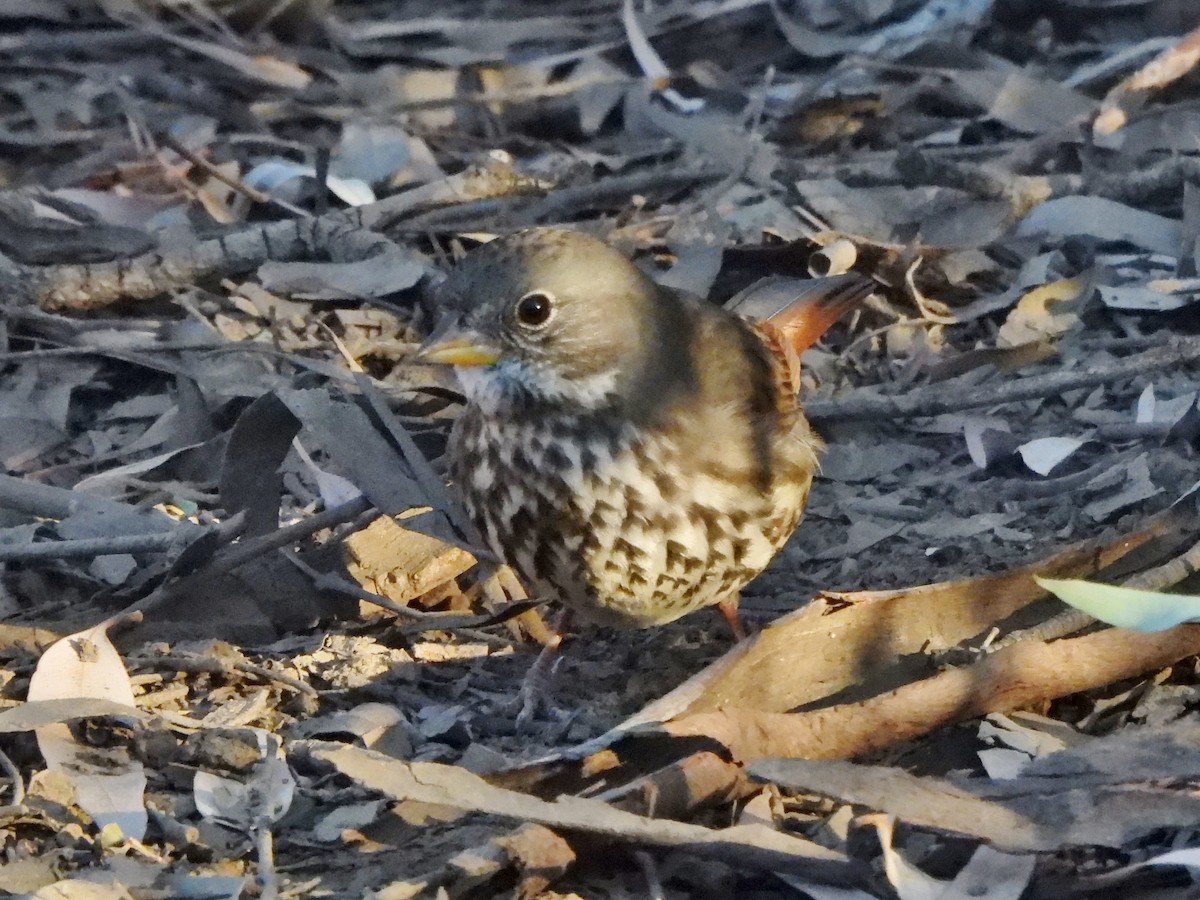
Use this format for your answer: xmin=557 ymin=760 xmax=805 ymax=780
xmin=513 ymin=638 xmax=564 ymax=734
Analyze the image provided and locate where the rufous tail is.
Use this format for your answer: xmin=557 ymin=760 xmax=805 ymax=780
xmin=765 ymin=273 xmax=874 ymax=356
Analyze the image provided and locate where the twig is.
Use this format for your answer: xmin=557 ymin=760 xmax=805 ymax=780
xmin=0 ymin=471 xmax=182 ymax=524
xmin=635 ymin=850 xmax=667 ymax=900
xmin=199 ymin=495 xmax=372 ymax=575
xmin=1086 ymin=150 xmax=1200 ymax=204
xmin=979 ymin=448 xmax=1141 ymax=501
xmin=128 ymin=496 xmax=372 ymax=616
xmin=255 ymin=821 xmax=278 ymax=900
xmin=284 ymin=551 xmax=517 ymax=647
xmin=2 ymin=165 xmax=716 ymax=312
xmin=0 ymin=319 xmax=370 ymax=387
xmin=0 ymin=746 xmax=24 ymax=806
xmin=391 ymin=168 xmax=722 ymax=233
xmin=664 ymin=624 xmax=1200 ymax=761
xmin=6 ymin=208 xmax=413 ymax=312
xmin=373 ymin=72 xmax=643 ymax=113
xmin=316 ymin=323 xmax=496 ymax=565
xmin=281 ymin=549 xmax=430 ymax=620
xmin=157 ymin=134 xmax=310 ymax=219
xmin=807 ymin=338 xmax=1200 ymax=422
xmin=897 ymin=132 xmax=1200 ymax=207
xmin=303 ymin=741 xmax=856 ymax=880
xmin=130 ymin=651 xmax=318 ymax=697
xmin=351 ymin=371 xmax=491 ymax=558
xmin=0 ymin=531 xmax=182 ymax=562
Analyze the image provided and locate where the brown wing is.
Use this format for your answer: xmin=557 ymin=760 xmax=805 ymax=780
xmin=748 ymin=318 xmax=804 ymax=413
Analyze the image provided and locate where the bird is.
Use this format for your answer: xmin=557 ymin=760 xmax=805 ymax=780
xmin=418 ymin=228 xmax=871 ymax=635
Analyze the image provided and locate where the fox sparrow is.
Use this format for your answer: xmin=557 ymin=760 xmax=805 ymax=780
xmin=419 ymin=229 xmax=870 ymax=630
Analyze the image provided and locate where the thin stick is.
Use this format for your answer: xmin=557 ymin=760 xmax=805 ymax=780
xmin=807 ymin=338 xmax=1200 ymax=422
xmin=158 ymin=134 xmax=310 ymax=219
xmin=200 ymin=496 xmax=371 ymax=575
xmin=0 ymin=531 xmax=181 ymax=563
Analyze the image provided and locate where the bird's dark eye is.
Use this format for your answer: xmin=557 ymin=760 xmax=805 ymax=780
xmin=513 ymin=291 xmax=555 ymax=328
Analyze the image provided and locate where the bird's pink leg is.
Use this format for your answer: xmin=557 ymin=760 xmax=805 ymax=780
xmin=716 ymin=596 xmax=747 ymax=641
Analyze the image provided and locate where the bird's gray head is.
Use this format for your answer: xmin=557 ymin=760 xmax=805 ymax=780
xmin=419 ymin=228 xmax=693 ymax=416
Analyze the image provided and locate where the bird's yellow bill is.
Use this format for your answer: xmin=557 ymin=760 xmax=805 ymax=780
xmin=417 ymin=334 xmax=500 ymax=367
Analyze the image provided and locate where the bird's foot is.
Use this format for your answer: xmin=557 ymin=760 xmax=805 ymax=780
xmin=716 ymin=596 xmax=747 ymax=641
xmin=513 ymin=610 xmax=572 ymax=734
xmin=514 ymin=638 xmax=564 ymax=734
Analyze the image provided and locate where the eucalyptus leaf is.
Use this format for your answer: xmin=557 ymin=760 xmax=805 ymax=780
xmin=1035 ymin=576 xmax=1200 ymax=631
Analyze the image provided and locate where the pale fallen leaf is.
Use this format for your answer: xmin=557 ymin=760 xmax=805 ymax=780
xmin=752 ymin=722 xmax=1200 ymax=851
xmin=1136 ymin=384 xmax=1156 ymax=424
xmin=857 ymin=0 xmax=994 ymax=58
xmin=332 ymin=123 xmax=423 ymax=185
xmin=869 ymin=815 xmax=944 ymax=900
xmin=996 ymin=276 xmax=1085 ymax=348
xmin=978 ymin=712 xmax=1070 ymax=758
xmin=27 ymin=620 xmax=147 ymax=840
xmin=158 ymin=874 xmax=246 ymax=899
xmin=1017 ymin=197 xmax=1180 ymax=256
xmin=312 ymin=800 xmax=387 ymax=842
xmin=294 ymin=702 xmax=409 ymax=750
xmin=962 ymin=419 xmax=1017 ymax=469
xmin=0 ymin=698 xmax=144 ymax=733
xmin=243 ymin=160 xmax=375 ymax=207
xmin=73 ymin=441 xmax=208 ymax=497
xmin=26 ymin=880 xmax=134 ymax=899
xmin=774 ymin=874 xmax=876 ymax=900
xmin=977 ymin=748 xmax=1031 ymax=779
xmin=1035 ymin=576 xmax=1200 ymax=632
xmin=257 ymin=253 xmax=425 ymax=299
xmin=1017 ymin=436 xmax=1085 ymax=476
xmin=938 ymin=845 xmax=1035 ymax=900
xmin=1143 ymin=847 xmax=1200 ymax=870
xmin=307 ymin=741 xmax=845 ymax=873
xmin=1096 ymin=282 xmax=1198 ymax=311
xmin=1083 ymin=454 xmax=1162 ymax=520
xmin=621 ymin=0 xmax=702 ymax=113
xmin=293 ymin=440 xmax=362 ymax=507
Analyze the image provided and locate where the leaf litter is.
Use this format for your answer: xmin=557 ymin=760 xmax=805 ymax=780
xmin=0 ymin=0 xmax=1199 ymax=896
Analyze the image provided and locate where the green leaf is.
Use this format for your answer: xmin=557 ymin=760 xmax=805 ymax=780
xmin=1034 ymin=576 xmax=1200 ymax=632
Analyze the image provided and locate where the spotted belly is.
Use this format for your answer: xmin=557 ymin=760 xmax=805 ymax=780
xmin=450 ymin=411 xmax=814 ymax=628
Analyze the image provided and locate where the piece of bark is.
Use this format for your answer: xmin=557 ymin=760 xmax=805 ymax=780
xmin=344 ymin=513 xmax=475 ymax=607
xmin=301 ymin=740 xmax=857 ymax=881
xmin=663 ymin=624 xmax=1200 ymax=761
xmin=593 ymin=751 xmax=750 ymax=819
xmin=619 ymin=507 xmax=1186 ymax=728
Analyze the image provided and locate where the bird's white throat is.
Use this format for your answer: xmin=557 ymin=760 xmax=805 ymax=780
xmin=456 ymin=360 xmax=621 ymax=414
